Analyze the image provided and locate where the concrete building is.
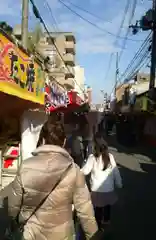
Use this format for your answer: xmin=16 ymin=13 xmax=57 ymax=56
xmin=13 ymin=25 xmax=76 ymax=90
xmin=116 ymin=72 xmax=150 ymax=102
xmin=38 ymin=32 xmax=76 ymax=90
xmin=136 ymin=73 xmax=150 ymax=83
xmin=74 ymin=66 xmax=85 ymax=100
xmin=86 ymin=86 xmax=92 ymax=104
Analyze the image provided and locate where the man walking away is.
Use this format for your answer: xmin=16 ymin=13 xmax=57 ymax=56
xmin=80 ymin=116 xmax=93 ymax=160
xmin=66 ymin=124 xmax=84 ymax=168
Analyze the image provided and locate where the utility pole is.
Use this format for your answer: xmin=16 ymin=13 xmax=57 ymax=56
xmin=21 ymin=0 xmax=29 ymax=49
xmin=115 ymin=52 xmax=119 ymax=87
xmin=149 ymin=0 xmax=156 ymax=90
xmin=129 ymin=1 xmax=156 ymax=99
xmin=115 ymin=52 xmax=119 ymax=96
xmin=100 ymin=90 xmax=107 ymax=110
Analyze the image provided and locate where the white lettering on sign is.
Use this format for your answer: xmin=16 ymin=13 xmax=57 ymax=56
xmin=47 ymin=82 xmax=69 ymax=108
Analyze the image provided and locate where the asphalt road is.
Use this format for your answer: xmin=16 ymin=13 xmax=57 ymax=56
xmin=107 ymin=136 xmax=156 ymax=240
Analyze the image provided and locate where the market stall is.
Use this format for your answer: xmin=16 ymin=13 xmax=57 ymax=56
xmin=0 ymin=29 xmax=45 ymax=187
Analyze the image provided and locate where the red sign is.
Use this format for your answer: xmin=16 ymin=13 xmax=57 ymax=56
xmin=68 ymin=91 xmax=83 ymax=105
xmin=45 ymin=82 xmax=69 ymax=112
xmin=45 ymin=85 xmax=83 ymax=112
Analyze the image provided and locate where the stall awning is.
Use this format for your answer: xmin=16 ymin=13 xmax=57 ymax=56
xmin=0 ymin=92 xmax=41 ymax=116
xmin=0 ymin=30 xmax=45 ymax=105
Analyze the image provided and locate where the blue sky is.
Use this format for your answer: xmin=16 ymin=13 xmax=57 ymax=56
xmin=0 ymin=0 xmax=152 ymax=102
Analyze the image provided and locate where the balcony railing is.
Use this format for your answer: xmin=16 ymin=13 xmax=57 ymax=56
xmin=64 ymin=53 xmax=75 ymax=65
xmin=63 ymin=78 xmax=75 ymax=89
xmin=65 ymin=66 xmax=75 ymax=77
xmin=65 ymin=41 xmax=75 ymax=53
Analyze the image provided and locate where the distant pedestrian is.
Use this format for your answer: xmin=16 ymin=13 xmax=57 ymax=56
xmin=81 ymin=137 xmax=122 ymax=229
xmin=80 ymin=115 xmax=93 ymax=159
xmin=65 ymin=123 xmax=84 ymax=168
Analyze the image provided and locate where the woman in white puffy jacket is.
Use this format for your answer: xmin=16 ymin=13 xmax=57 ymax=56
xmin=81 ymin=137 xmax=122 ymax=229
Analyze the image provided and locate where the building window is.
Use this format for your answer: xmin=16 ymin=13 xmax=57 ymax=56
xmin=65 ymin=36 xmax=74 ymax=42
xmin=65 ymin=36 xmax=70 ymax=41
xmin=65 ymin=49 xmax=69 ymax=54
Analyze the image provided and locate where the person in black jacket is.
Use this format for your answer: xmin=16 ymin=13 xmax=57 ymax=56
xmin=65 ymin=124 xmax=84 ymax=168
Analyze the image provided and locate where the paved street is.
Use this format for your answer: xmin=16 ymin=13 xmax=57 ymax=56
xmin=107 ymin=136 xmax=156 ymax=240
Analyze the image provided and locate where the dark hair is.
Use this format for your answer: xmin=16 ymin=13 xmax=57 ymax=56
xmin=94 ymin=137 xmax=110 ymax=169
xmin=37 ymin=119 xmax=66 ymax=147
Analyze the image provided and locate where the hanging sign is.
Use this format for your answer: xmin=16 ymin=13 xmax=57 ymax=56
xmin=45 ymin=82 xmax=69 ymax=111
xmin=68 ymin=91 xmax=83 ymax=105
xmin=0 ymin=30 xmax=45 ymax=104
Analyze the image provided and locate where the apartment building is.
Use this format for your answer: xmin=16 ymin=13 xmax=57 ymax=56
xmin=86 ymin=86 xmax=92 ymax=104
xmin=74 ymin=65 xmax=85 ymax=100
xmin=38 ymin=32 xmax=76 ymax=90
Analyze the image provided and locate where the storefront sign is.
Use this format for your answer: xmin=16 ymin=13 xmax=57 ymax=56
xmin=68 ymin=91 xmax=82 ymax=105
xmin=0 ymin=31 xmax=45 ymax=104
xmin=45 ymin=82 xmax=69 ymax=111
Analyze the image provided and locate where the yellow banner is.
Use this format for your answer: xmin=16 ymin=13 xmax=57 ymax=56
xmin=0 ymin=31 xmax=45 ymax=104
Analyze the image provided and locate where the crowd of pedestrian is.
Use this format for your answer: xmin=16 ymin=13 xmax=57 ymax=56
xmin=0 ymin=111 xmax=122 ymax=240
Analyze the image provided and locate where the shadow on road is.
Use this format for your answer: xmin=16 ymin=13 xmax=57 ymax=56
xmin=105 ymin=134 xmax=156 ymax=163
xmin=110 ymin=162 xmax=156 ymax=240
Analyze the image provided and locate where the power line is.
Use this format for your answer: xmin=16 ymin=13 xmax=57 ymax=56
xmin=115 ymin=0 xmax=131 ymax=46
xmin=120 ymin=50 xmax=149 ymax=84
xmin=44 ymin=0 xmax=60 ymax=32
xmin=104 ymin=0 xmax=130 ymax=83
xmin=126 ymin=49 xmax=150 ymax=78
xmin=58 ymin=0 xmax=143 ymax=42
xmin=104 ymin=53 xmax=114 ymax=82
xmin=119 ymin=33 xmax=151 ymax=81
xmin=125 ymin=49 xmax=150 ymax=81
xmin=29 ymin=0 xmax=86 ymax=94
xmin=118 ymin=0 xmax=137 ymax=61
xmin=109 ymin=33 xmax=151 ymax=96
xmin=120 ymin=34 xmax=151 ymax=80
xmin=109 ymin=55 xmax=150 ymax=97
xmin=62 ymin=0 xmax=112 ymax=23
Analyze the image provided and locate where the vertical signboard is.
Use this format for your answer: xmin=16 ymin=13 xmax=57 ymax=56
xmin=0 ymin=31 xmax=45 ymax=104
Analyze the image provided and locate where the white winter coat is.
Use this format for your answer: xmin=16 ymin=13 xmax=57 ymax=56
xmin=81 ymin=153 xmax=122 ymax=193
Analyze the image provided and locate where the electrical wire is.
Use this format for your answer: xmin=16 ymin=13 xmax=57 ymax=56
xmin=62 ymin=0 xmax=131 ymax=86
xmin=29 ymin=0 xmax=86 ymax=94
xmin=62 ymin=0 xmax=112 ymax=23
xmin=115 ymin=0 xmax=131 ymax=46
xmin=109 ymin=33 xmax=151 ymax=96
xmin=106 ymin=0 xmax=137 ymax=90
xmin=64 ymin=0 xmax=136 ymax=97
xmin=119 ymin=35 xmax=151 ymax=81
xmin=119 ymin=33 xmax=151 ymax=81
xmin=104 ymin=0 xmax=130 ymax=84
xmin=103 ymin=53 xmax=114 ymax=83
xmin=124 ymin=49 xmax=150 ymax=81
xmin=44 ymin=0 xmax=60 ymax=32
xmin=118 ymin=0 xmax=137 ymax=61
xmin=119 ymin=51 xmax=149 ymax=85
xmin=58 ymin=0 xmax=143 ymax=42
xmin=110 ymin=47 xmax=150 ymax=95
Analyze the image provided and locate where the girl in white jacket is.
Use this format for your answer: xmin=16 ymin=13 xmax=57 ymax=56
xmin=81 ymin=138 xmax=122 ymax=229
